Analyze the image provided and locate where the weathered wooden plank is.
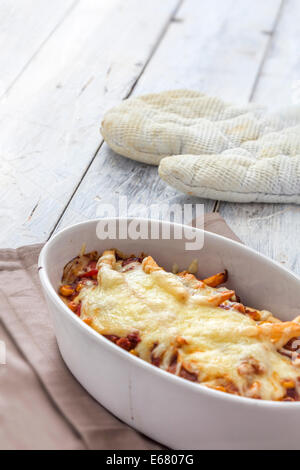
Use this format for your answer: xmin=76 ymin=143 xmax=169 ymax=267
xmin=219 ymin=0 xmax=300 ymax=275
xmin=0 ymin=0 xmax=180 ymax=247
xmin=251 ymin=0 xmax=298 ymax=108
xmin=133 ymin=0 xmax=283 ymax=101
xmin=58 ymin=0 xmax=283 ymax=231
xmin=0 ymin=0 xmax=76 ymax=97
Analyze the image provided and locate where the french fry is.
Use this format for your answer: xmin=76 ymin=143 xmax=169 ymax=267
xmin=191 ymin=290 xmax=235 ymax=307
xmin=258 ymin=321 xmax=300 ymax=347
xmin=178 ymin=271 xmax=205 ymax=288
xmin=97 ymin=250 xmax=116 ymax=269
xmin=142 ymin=256 xmax=162 ymax=274
xmin=143 ymin=257 xmax=188 ymax=302
xmin=97 ymin=250 xmax=126 ymax=288
xmin=207 ymin=290 xmax=235 ymax=307
xmin=202 ymin=270 xmax=228 ymax=288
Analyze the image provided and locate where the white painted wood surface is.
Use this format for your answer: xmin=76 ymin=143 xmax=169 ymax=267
xmin=0 ymin=0 xmax=76 ymax=98
xmin=219 ymin=0 xmax=300 ymax=275
xmin=0 ymin=0 xmax=299 ymax=280
xmin=0 ymin=0 xmax=180 ymax=246
xmin=57 ymin=0 xmax=283 ymax=230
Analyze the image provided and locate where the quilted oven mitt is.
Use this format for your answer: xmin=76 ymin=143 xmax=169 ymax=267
xmin=101 ymin=90 xmax=300 ymax=204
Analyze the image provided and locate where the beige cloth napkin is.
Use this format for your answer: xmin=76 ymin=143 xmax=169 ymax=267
xmin=0 ymin=214 xmax=241 ymax=450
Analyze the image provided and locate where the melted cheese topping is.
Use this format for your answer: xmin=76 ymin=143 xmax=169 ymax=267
xmin=77 ymin=254 xmax=300 ymax=401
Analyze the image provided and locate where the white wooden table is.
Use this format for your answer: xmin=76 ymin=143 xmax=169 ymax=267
xmin=1 ymin=0 xmax=299 ymax=273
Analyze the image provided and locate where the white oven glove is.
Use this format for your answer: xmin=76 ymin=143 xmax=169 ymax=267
xmin=101 ymin=90 xmax=300 ymax=203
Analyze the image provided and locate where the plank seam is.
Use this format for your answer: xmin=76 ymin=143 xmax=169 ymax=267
xmin=249 ymin=0 xmax=286 ymax=102
xmin=48 ymin=0 xmax=184 ymax=239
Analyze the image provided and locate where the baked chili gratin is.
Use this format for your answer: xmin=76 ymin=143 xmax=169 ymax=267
xmin=58 ymin=249 xmax=300 ymax=402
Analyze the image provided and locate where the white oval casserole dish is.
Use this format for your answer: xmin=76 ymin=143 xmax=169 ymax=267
xmin=39 ymin=218 xmax=300 ymax=450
